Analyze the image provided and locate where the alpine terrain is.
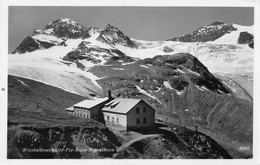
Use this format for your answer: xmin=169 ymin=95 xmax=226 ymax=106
xmin=9 ymin=18 xmax=253 ymax=158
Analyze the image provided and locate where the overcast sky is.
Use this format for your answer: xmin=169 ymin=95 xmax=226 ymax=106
xmin=9 ymin=6 xmax=254 ymax=53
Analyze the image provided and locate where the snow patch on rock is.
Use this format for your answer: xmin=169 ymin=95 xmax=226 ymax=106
xmin=140 ymin=65 xmax=149 ymax=69
xmin=135 ymin=85 xmax=162 ymax=104
xmin=112 ymin=68 xmax=124 ymax=70
xmin=187 ymin=69 xmax=200 ymax=76
xmin=163 ymin=81 xmax=173 ymax=90
xmin=16 ymin=79 xmax=30 ymax=87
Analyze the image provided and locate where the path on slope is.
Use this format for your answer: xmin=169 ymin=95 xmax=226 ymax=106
xmin=156 ymin=116 xmax=252 ymax=158
xmin=117 ymin=134 xmax=161 ymax=152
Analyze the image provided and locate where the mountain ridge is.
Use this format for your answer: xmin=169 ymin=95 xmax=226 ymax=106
xmin=9 ymin=17 xmax=254 ymax=100
xmin=167 ymin=21 xmax=254 ymax=48
xmin=12 ymin=18 xmax=254 ymax=54
xmin=167 ymin=21 xmax=237 ymax=42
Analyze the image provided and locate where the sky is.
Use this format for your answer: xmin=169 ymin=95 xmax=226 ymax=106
xmin=8 ymin=6 xmax=254 ymax=53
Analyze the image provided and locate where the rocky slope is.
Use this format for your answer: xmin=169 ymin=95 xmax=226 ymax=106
xmin=8 ymin=75 xmax=121 ymax=159
xmin=115 ymin=128 xmax=232 ymax=159
xmin=8 ymin=75 xmax=235 ymax=159
xmin=87 ymin=54 xmax=252 ymax=145
xmin=8 ymin=117 xmax=120 ymax=159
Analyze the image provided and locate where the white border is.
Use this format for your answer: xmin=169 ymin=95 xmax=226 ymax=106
xmin=0 ymin=0 xmax=256 ymax=6
xmin=1 ymin=0 xmax=259 ymax=165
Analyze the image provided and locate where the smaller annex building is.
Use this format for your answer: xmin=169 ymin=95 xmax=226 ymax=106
xmin=66 ymin=97 xmax=111 ymax=121
xmin=102 ymin=98 xmax=155 ymax=130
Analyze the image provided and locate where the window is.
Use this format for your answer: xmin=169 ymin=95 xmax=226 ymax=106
xmin=117 ymin=118 xmax=119 ymax=123
xmin=136 ymin=119 xmax=140 ymax=124
xmin=112 ymin=117 xmax=114 ymax=122
xmin=136 ymin=107 xmax=140 ymax=114
xmin=107 ymin=116 xmax=110 ymax=121
xmin=143 ymin=107 xmax=146 ymax=113
xmin=143 ymin=118 xmax=147 ymax=124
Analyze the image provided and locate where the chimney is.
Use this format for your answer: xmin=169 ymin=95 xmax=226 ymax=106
xmin=108 ymin=90 xmax=112 ymax=100
xmin=195 ymin=125 xmax=198 ymax=132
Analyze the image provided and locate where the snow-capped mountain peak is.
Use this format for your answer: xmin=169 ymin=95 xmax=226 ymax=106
xmin=104 ymin=23 xmax=118 ymax=30
xmin=96 ymin=24 xmax=137 ymax=48
xmin=167 ymin=21 xmax=237 ymax=42
xmin=46 ymin=18 xmax=78 ymax=27
xmin=167 ymin=21 xmax=254 ymax=49
xmin=11 ymin=19 xmax=254 ymax=76
xmin=40 ymin=18 xmax=90 ymax=39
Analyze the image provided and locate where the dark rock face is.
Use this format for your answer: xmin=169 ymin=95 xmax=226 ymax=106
xmin=167 ymin=22 xmax=237 ymax=42
xmin=12 ymin=37 xmax=40 ymax=54
xmin=12 ymin=18 xmax=91 ymax=54
xmin=237 ymin=32 xmax=253 ymax=44
xmin=143 ymin=53 xmax=229 ymax=94
xmin=91 ymin=53 xmax=233 ymax=112
xmin=12 ymin=36 xmax=55 ymax=54
xmin=163 ymin=46 xmax=174 ymax=53
xmin=237 ymin=32 xmax=254 ymax=48
xmin=249 ymin=42 xmax=254 ymax=48
xmin=63 ymin=41 xmax=135 ymax=64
